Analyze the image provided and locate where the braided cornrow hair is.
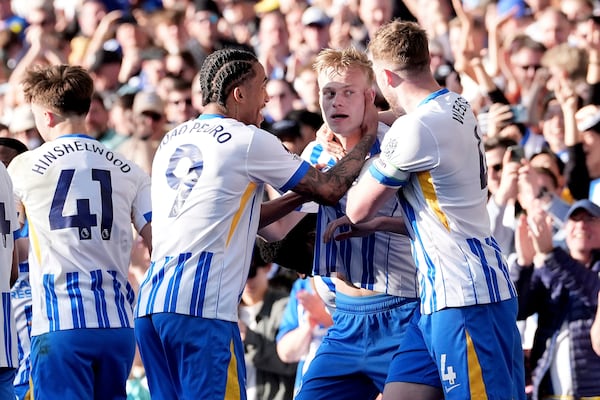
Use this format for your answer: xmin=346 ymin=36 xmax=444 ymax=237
xmin=200 ymin=48 xmax=258 ymax=107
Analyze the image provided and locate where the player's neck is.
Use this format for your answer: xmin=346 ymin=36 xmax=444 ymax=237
xmin=48 ymin=119 xmax=88 ymax=141
xmin=333 ymin=130 xmax=361 ymax=152
xmin=399 ymin=78 xmax=443 ymax=114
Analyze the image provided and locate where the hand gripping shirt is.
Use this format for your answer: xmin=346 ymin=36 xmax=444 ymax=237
xmin=136 ymin=115 xmax=310 ymax=322
xmin=0 ymin=163 xmax=18 ymax=368
xmin=8 ymin=135 xmax=152 ymax=336
xmin=301 ymin=123 xmax=418 ymax=298
xmin=368 ymin=89 xmax=516 ymax=314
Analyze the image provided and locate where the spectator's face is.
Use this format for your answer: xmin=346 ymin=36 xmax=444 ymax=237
xmin=166 ymin=89 xmax=196 ymax=124
xmin=264 ymin=80 xmax=295 ymax=122
xmin=318 ymin=66 xmax=371 ymax=137
xmin=359 ymin=0 xmax=393 ymax=38
xmin=538 ymin=11 xmax=571 ymax=49
xmin=566 ymin=210 xmax=600 ymax=255
xmin=510 ymin=48 xmax=544 ymax=89
xmin=540 ymin=99 xmax=565 ymax=153
xmin=302 ymin=23 xmax=330 ymax=53
xmin=258 ymin=12 xmax=289 ymax=55
xmin=294 ymin=69 xmax=320 ymax=112
xmin=485 ymin=147 xmax=505 ymax=195
xmin=186 ymin=10 xmax=219 ymax=46
xmin=86 ymin=98 xmax=109 ymax=137
xmin=77 ymin=1 xmax=107 ymax=37
xmin=560 ymin=0 xmax=593 ymax=23
xmin=582 ymin=130 xmax=600 ymax=178
xmin=529 ymin=153 xmax=564 ymax=190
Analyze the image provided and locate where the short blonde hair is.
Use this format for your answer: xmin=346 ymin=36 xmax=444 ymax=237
xmin=367 ymin=20 xmax=430 ymax=73
xmin=313 ymin=47 xmax=374 ymax=86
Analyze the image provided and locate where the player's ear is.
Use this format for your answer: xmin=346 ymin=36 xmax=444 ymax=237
xmin=44 ymin=109 xmax=56 ymax=127
xmin=366 ymin=88 xmax=376 ymax=104
xmin=232 ymin=86 xmax=246 ymax=103
xmin=383 ymin=69 xmax=399 ymax=87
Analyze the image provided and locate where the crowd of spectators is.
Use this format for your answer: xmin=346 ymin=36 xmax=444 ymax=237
xmin=3 ymin=0 xmax=600 ymax=399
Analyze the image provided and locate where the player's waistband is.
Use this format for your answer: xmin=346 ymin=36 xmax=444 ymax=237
xmin=335 ymin=291 xmax=418 ymax=314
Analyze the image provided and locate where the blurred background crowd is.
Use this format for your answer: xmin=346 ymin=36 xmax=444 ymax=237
xmin=3 ymin=0 xmax=600 ymax=399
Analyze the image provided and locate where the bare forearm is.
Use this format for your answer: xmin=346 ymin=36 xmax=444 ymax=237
xmin=276 ymin=325 xmax=313 ymax=363
xmin=259 ymin=192 xmax=307 ymax=229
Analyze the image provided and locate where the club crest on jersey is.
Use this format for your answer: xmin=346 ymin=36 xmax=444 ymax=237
xmin=383 ymin=138 xmax=397 ymax=160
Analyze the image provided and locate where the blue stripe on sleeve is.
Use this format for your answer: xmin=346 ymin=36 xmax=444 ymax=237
xmin=369 ymin=164 xmax=405 ymax=188
xmin=143 ymin=211 xmax=152 ymax=223
xmin=280 ymin=161 xmax=311 ymax=192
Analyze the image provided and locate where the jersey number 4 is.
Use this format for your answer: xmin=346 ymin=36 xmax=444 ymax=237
xmin=0 ymin=202 xmax=10 ymax=248
xmin=49 ymin=169 xmax=113 ymax=241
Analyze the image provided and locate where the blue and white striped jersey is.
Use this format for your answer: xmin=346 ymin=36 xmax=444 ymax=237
xmin=301 ymin=123 xmax=418 ymax=298
xmin=8 ymin=135 xmax=152 ymax=336
xmin=0 ymin=162 xmax=18 ymax=368
xmin=11 ymin=260 xmax=31 ymax=386
xmin=136 ymin=115 xmax=310 ymax=323
xmin=369 ymin=89 xmax=516 ymax=314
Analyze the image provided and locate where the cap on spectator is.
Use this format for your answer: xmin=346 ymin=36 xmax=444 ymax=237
xmin=497 ymin=0 xmax=530 ymax=18
xmin=566 ymin=199 xmax=600 ymax=220
xmin=194 ymin=0 xmax=220 ymax=15
xmin=269 ymin=119 xmax=301 ymax=140
xmin=575 ymin=105 xmax=600 ymax=133
xmin=255 ymin=0 xmax=279 ymax=13
xmin=133 ymin=91 xmax=164 ymax=115
xmin=302 ymin=6 xmax=332 ymax=27
xmin=9 ymin=105 xmax=36 ymax=133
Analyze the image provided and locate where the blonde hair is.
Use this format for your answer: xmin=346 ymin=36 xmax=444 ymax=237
xmin=313 ymin=47 xmax=374 ymax=86
xmin=368 ymin=20 xmax=430 ymax=73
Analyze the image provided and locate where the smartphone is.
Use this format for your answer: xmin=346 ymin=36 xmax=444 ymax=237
xmin=508 ymin=145 xmax=525 ymax=163
xmin=510 ymin=104 xmax=528 ymax=124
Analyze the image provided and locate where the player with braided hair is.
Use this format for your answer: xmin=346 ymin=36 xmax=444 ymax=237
xmin=135 ymin=47 xmax=379 ymax=400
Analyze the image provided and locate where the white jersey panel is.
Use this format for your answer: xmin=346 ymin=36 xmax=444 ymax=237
xmin=136 ymin=116 xmax=310 ymax=322
xmin=0 ymin=163 xmax=20 ymax=367
xmin=301 ymin=123 xmax=418 ymax=298
xmin=370 ymin=90 xmax=516 ymax=313
xmin=8 ymin=135 xmax=152 ymax=335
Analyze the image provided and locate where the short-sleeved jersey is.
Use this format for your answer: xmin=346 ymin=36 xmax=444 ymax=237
xmin=301 ymin=123 xmax=418 ymax=298
xmin=8 ymin=135 xmax=152 ymax=336
xmin=135 ymin=115 xmax=310 ymax=323
xmin=0 ymin=163 xmax=19 ymax=368
xmin=369 ymin=89 xmax=516 ymax=314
